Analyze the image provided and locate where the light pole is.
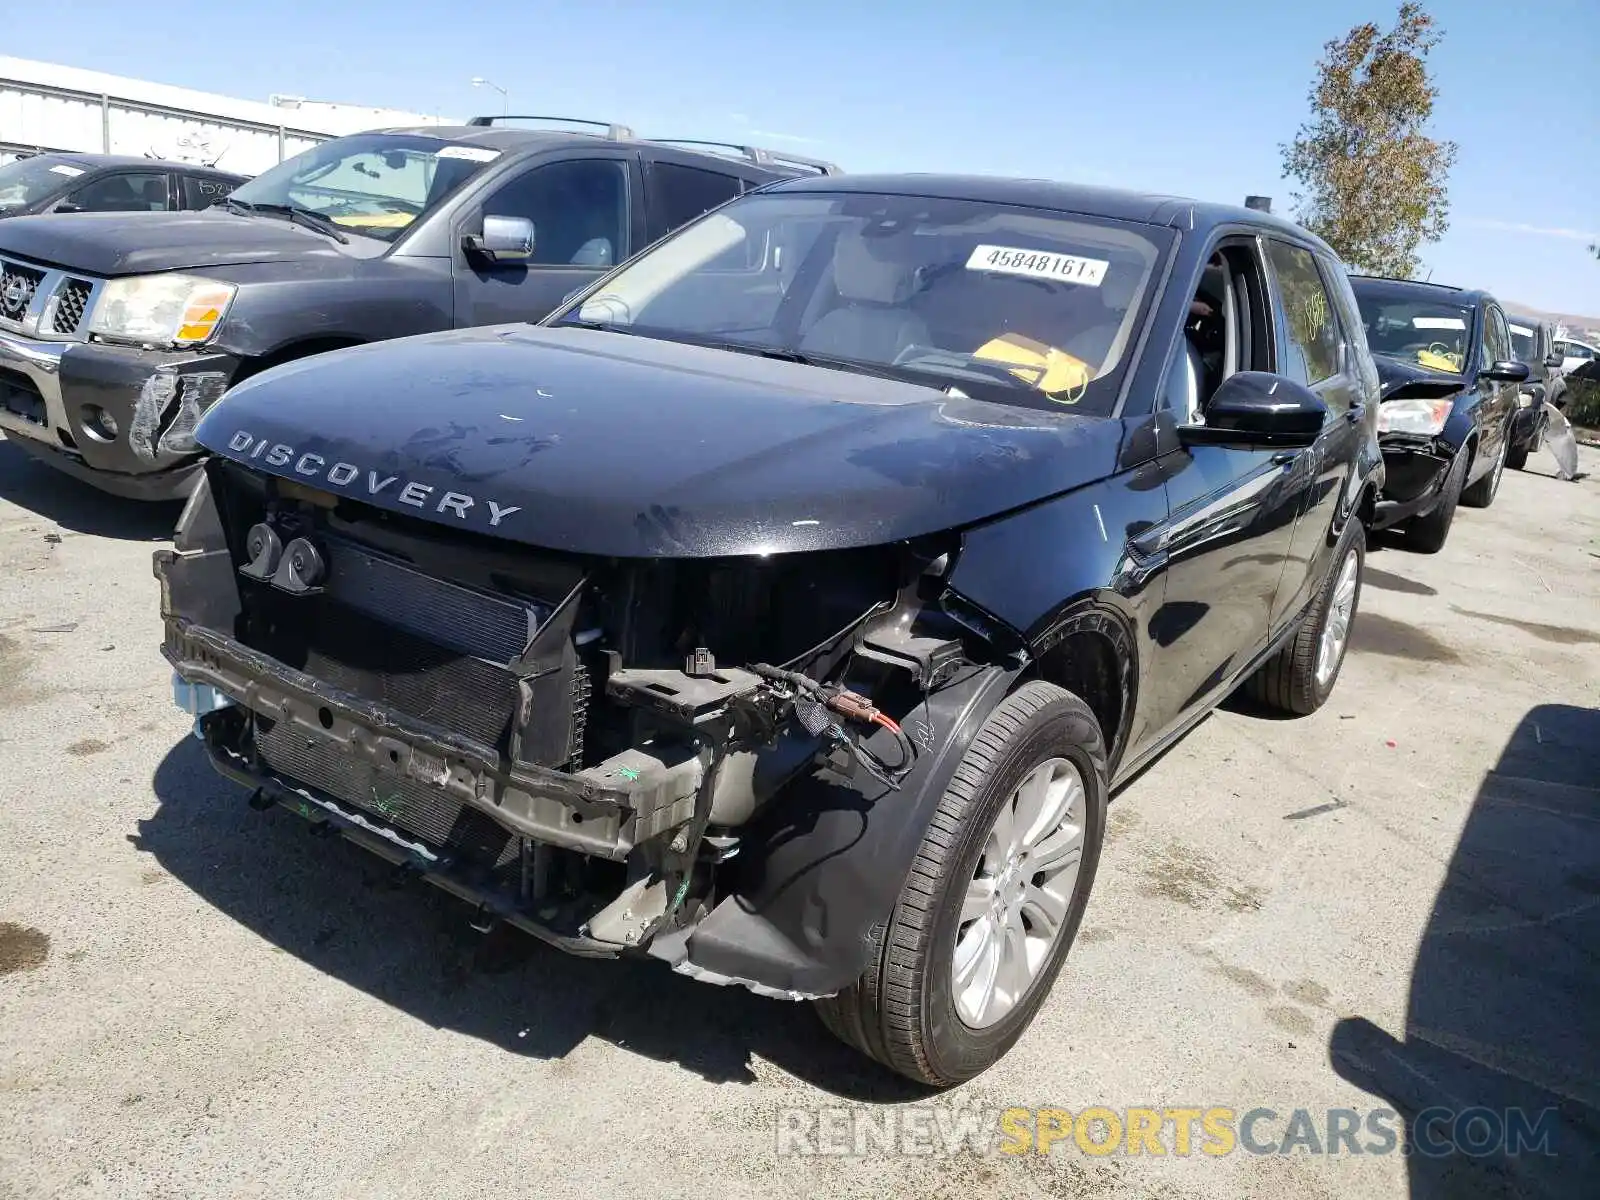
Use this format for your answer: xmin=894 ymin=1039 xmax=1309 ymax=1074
xmin=470 ymin=77 xmax=508 ymax=115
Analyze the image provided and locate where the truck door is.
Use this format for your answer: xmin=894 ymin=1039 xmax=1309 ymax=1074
xmin=453 ymin=152 xmax=643 ymax=328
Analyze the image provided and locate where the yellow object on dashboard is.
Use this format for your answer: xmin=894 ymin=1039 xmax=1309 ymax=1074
xmin=1415 ymin=347 xmax=1463 ymax=373
xmin=972 ymin=334 xmax=1092 ymax=403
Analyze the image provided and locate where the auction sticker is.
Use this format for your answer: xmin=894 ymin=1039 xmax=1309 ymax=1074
xmin=437 ymin=145 xmax=501 ymax=162
xmin=966 ymin=244 xmax=1108 ymax=286
xmin=49 ymin=164 xmax=86 ymax=177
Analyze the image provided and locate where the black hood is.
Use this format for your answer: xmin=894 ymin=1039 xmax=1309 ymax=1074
xmin=0 ymin=210 xmax=347 ymax=276
xmin=195 ymin=326 xmax=1120 ymax=558
xmin=1373 ymin=353 xmax=1468 ymax=402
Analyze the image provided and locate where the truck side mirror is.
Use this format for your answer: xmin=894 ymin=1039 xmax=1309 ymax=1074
xmin=464 ymin=214 xmax=535 ymax=264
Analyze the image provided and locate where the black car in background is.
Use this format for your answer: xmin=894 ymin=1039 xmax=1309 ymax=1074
xmin=0 ymin=119 xmax=836 ymax=500
xmin=1351 ymin=276 xmax=1529 ymax=552
xmin=159 ymin=174 xmax=1382 ymax=1085
xmin=0 ymin=152 xmax=245 ymax=218
xmin=1505 ymin=315 xmax=1568 ymax=469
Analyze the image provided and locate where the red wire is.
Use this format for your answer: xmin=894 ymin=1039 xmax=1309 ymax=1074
xmin=873 ymin=712 xmax=902 ymax=734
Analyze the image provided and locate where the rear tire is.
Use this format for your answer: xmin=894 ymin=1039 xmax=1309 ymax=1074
xmin=1505 ymin=442 xmax=1529 ymax=471
xmin=1403 ymin=448 xmax=1466 ymax=554
xmin=1243 ymin=522 xmax=1364 ymax=715
xmin=814 ymin=680 xmax=1107 ymax=1087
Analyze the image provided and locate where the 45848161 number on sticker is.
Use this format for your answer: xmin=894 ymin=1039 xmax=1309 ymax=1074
xmin=966 ymin=244 xmax=1109 ymax=286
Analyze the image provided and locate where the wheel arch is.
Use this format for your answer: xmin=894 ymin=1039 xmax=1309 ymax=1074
xmin=1028 ymin=607 xmax=1136 ymax=775
xmin=232 ymin=336 xmax=368 ymax=385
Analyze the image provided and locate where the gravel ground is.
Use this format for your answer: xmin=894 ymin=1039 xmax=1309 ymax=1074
xmin=1 ymin=435 xmax=1596 ymax=1200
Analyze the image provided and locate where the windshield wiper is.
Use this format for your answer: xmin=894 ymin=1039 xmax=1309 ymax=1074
xmin=244 ymin=201 xmax=349 ymax=244
xmin=220 ymin=196 xmax=256 ymax=214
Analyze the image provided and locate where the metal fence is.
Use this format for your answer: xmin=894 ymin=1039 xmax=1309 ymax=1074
xmin=0 ymin=75 xmax=333 ymax=174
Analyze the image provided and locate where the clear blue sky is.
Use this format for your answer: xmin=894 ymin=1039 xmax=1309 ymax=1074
xmin=13 ymin=0 xmax=1599 ymax=316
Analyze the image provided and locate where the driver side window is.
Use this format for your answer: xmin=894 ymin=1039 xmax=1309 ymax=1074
xmin=482 ymin=159 xmax=627 ymax=268
xmin=1163 ymin=241 xmax=1272 ymax=424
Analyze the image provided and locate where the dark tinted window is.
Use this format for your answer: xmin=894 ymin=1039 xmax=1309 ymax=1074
xmin=1266 ymin=241 xmax=1341 ymax=385
xmin=67 ymin=172 xmax=170 ymax=212
xmin=484 ymin=159 xmax=627 ymax=268
xmin=180 ymin=174 xmax=236 ymax=210
xmin=652 ymin=162 xmax=744 ymax=231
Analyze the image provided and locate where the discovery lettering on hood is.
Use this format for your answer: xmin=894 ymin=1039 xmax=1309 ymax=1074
xmin=223 ymin=430 xmax=523 ymax=528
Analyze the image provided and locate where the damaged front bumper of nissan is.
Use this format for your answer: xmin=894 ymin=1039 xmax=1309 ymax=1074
xmin=0 ymin=331 xmax=235 ymax=500
xmin=156 ymin=463 xmax=1006 ymax=1000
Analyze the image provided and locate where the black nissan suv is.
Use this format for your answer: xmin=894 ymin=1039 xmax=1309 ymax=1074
xmin=0 ymin=118 xmax=835 ymax=499
xmin=157 ymin=174 xmax=1382 ymax=1086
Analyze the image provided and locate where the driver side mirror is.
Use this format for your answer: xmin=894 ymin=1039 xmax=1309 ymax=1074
xmin=1480 ymin=359 xmax=1530 ymax=383
xmin=1178 ymin=371 xmax=1326 ymax=449
xmin=464 ymin=214 xmax=535 ymax=264
xmin=1544 ymin=352 xmax=1565 ymax=370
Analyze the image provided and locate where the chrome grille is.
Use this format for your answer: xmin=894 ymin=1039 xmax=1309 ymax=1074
xmin=0 ymin=256 xmax=104 ymax=340
xmin=51 ymin=280 xmax=92 ymax=334
xmin=0 ymin=261 xmax=43 ymax=323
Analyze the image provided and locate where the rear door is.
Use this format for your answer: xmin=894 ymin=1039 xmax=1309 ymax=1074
xmin=178 ymin=173 xmax=237 ymax=210
xmin=1261 ymin=238 xmax=1363 ymax=628
xmin=641 ymin=156 xmax=751 ymax=244
xmin=452 ymin=150 xmax=644 ymax=328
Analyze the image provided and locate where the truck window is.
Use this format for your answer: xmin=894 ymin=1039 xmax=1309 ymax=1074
xmin=651 ymin=162 xmax=744 ymax=232
xmin=482 ymin=159 xmax=627 ymax=268
xmin=66 ymin=172 xmax=171 ymax=213
xmin=180 ymin=174 xmax=236 ymax=210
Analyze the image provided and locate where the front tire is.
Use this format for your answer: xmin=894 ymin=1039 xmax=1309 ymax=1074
xmin=1460 ymin=434 xmax=1506 ymax=507
xmin=814 ymin=681 xmax=1107 ymax=1087
xmin=1243 ymin=522 xmax=1364 ymax=715
xmin=1403 ymin=448 xmax=1466 ymax=554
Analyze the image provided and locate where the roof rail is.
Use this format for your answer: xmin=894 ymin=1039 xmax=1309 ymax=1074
xmin=644 ymin=138 xmax=841 ymax=176
xmin=467 ymin=114 xmax=636 ymax=139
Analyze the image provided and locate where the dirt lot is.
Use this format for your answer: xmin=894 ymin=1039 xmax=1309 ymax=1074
xmin=2 ymin=434 xmax=1596 ymax=1200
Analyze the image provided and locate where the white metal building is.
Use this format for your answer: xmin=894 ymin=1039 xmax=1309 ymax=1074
xmin=0 ymin=57 xmax=456 ymax=176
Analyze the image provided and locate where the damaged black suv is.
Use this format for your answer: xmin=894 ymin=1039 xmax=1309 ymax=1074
xmin=157 ymin=175 xmax=1381 ymax=1085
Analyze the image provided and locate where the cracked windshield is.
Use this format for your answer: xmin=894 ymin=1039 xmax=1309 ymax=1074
xmin=564 ymin=191 xmax=1165 ymax=414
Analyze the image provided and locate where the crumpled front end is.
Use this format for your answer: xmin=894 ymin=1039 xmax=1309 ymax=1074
xmin=158 ymin=459 xmax=989 ymax=996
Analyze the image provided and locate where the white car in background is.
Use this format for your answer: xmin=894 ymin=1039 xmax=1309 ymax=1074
xmin=1555 ymin=336 xmax=1599 ymax=374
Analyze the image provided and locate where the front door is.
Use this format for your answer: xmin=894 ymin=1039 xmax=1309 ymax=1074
xmin=1473 ymin=304 xmax=1518 ymax=466
xmin=453 ymin=155 xmax=636 ymax=328
xmin=1143 ymin=239 xmax=1305 ymax=739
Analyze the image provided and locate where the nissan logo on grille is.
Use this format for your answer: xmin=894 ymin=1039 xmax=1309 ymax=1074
xmin=0 ymin=277 xmax=30 ymax=315
xmin=224 ymin=430 xmax=523 ymax=529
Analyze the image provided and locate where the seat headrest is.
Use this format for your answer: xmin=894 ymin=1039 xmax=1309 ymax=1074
xmin=832 ymin=234 xmax=916 ymax=305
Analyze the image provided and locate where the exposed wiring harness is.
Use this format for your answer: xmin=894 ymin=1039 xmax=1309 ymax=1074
xmin=750 ymin=663 xmax=917 ymax=790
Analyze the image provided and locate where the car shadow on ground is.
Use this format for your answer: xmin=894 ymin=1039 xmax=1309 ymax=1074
xmin=139 ymin=736 xmax=930 ymax=1102
xmin=0 ymin=438 xmax=182 ymax=541
xmin=1329 ymin=703 xmax=1600 ymax=1198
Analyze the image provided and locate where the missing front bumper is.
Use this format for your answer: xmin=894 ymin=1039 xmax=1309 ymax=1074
xmin=164 ymin=620 xmax=706 ymax=861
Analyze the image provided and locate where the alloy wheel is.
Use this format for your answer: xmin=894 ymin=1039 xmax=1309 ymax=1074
xmin=952 ymin=757 xmax=1086 ymax=1029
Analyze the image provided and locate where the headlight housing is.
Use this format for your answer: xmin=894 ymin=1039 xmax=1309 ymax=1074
xmin=1377 ymin=397 xmax=1453 ymax=436
xmin=89 ymin=274 xmax=237 ymax=347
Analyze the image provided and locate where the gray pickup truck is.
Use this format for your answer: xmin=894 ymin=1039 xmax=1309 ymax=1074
xmin=0 ymin=117 xmax=836 ymax=499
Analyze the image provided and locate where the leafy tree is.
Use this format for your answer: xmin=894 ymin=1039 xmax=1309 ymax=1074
xmin=1281 ymin=3 xmax=1458 ymax=278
